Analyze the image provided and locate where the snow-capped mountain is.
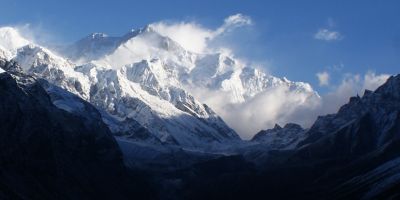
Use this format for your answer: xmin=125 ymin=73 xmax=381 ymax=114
xmin=0 ymin=26 xmax=319 ymax=149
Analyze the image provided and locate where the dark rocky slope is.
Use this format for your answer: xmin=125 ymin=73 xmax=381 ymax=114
xmin=0 ymin=65 xmax=154 ymax=199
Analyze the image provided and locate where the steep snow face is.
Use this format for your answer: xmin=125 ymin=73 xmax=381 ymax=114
xmin=0 ymin=46 xmax=13 ymax=60
xmin=14 ymin=44 xmax=91 ymax=100
xmin=83 ymin=63 xmax=239 ymax=147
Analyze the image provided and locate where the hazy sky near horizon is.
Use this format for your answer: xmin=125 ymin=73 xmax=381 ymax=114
xmin=0 ymin=0 xmax=399 ymax=93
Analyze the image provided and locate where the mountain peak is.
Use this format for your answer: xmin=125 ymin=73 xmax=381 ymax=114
xmin=273 ymin=124 xmax=282 ymax=130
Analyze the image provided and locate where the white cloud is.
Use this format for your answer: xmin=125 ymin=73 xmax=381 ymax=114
xmin=316 ymin=71 xmax=330 ymax=86
xmin=150 ymin=13 xmax=252 ymax=53
xmin=214 ymin=13 xmax=252 ymax=36
xmin=149 ymin=22 xmax=213 ymax=53
xmin=314 ymin=29 xmax=342 ymax=41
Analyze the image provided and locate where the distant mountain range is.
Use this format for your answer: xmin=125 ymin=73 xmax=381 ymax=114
xmin=0 ymin=26 xmax=318 ymax=149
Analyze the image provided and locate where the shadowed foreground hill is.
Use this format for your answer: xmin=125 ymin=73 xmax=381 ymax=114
xmin=0 ymin=68 xmax=155 ymax=199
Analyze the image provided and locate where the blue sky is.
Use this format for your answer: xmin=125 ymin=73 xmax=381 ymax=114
xmin=1 ymin=0 xmax=399 ymax=93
